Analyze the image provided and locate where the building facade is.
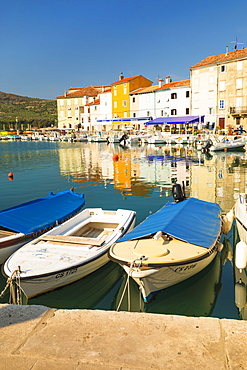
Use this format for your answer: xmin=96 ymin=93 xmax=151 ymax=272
xmin=190 ymin=48 xmax=247 ymax=132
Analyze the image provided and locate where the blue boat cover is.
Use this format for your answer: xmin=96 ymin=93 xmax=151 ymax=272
xmin=118 ymin=197 xmax=221 ymax=249
xmin=0 ymin=190 xmax=85 ymax=235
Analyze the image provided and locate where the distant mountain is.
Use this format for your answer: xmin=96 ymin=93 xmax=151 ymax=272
xmin=0 ymin=91 xmax=57 ymax=127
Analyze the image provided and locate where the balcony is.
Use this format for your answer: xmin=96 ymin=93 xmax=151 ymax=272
xmin=230 ymin=107 xmax=247 ymax=115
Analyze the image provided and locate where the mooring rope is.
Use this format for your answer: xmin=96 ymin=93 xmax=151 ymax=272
xmin=0 ymin=267 xmax=27 ymax=305
xmin=116 ymin=258 xmax=142 ymax=312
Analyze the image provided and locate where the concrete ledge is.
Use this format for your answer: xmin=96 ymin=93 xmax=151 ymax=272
xmin=0 ymin=304 xmax=247 ymax=369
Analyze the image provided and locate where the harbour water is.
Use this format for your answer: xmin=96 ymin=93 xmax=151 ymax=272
xmin=0 ymin=140 xmax=246 ymax=320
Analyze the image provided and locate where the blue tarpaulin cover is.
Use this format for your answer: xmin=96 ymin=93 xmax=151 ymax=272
xmin=145 ymin=116 xmax=205 ymax=125
xmin=0 ymin=190 xmax=85 ymax=235
xmin=118 ymin=197 xmax=221 ymax=249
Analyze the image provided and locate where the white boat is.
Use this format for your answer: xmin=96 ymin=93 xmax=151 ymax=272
xmin=109 ymin=184 xmax=229 ymax=303
xmin=234 ymin=193 xmax=247 ymax=318
xmin=234 ymin=193 xmax=247 ymax=272
xmin=3 ymin=208 xmax=136 ymax=298
xmin=204 ymin=137 xmax=246 ymax=152
xmin=147 ymin=132 xmax=166 ymax=144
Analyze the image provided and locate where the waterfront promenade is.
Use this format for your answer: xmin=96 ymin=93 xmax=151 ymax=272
xmin=0 ymin=304 xmax=247 ymax=369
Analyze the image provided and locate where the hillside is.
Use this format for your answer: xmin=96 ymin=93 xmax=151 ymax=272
xmin=0 ymin=91 xmax=57 ymax=128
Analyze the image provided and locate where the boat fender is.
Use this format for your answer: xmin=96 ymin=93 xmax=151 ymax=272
xmin=235 ymin=241 xmax=247 ymax=272
xmin=221 ymin=209 xmax=234 ymax=234
xmin=235 ymin=280 xmax=247 ymax=309
xmin=172 ymin=184 xmax=185 ymax=202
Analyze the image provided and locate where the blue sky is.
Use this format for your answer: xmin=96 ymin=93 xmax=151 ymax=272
xmin=1 ymin=0 xmax=247 ymax=100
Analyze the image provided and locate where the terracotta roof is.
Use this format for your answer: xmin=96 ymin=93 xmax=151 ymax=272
xmin=191 ymin=48 xmax=247 ymax=69
xmin=130 ymin=85 xmax=159 ymax=95
xmin=111 ymin=75 xmax=142 ymax=85
xmin=85 ymin=98 xmax=100 ymax=106
xmin=153 ymin=79 xmax=190 ymax=91
xmin=56 ymin=86 xmax=107 ymax=99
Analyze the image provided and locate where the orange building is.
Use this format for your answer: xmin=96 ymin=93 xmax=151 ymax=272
xmin=111 ymin=74 xmax=152 ymax=121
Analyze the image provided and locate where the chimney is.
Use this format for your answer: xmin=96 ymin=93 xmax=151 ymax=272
xmin=102 ymin=86 xmax=105 ymax=92
xmin=158 ymin=78 xmax=164 ymax=88
xmin=119 ymin=72 xmax=124 ymax=80
xmin=225 ymin=46 xmax=229 ymax=56
xmin=165 ymin=76 xmax=172 ymax=84
xmin=64 ymin=90 xmax=67 ymax=97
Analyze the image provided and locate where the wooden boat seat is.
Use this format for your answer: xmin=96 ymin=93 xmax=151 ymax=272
xmin=39 ymin=235 xmax=104 ymax=246
xmin=0 ymin=229 xmax=16 ymax=238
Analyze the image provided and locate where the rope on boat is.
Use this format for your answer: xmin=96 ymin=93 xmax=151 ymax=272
xmin=116 ymin=258 xmax=144 ymax=312
xmin=0 ymin=267 xmax=27 ymax=305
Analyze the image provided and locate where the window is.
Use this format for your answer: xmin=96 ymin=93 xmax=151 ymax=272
xmin=114 ymin=101 xmax=117 ymax=108
xmin=132 ymin=97 xmax=136 ymax=103
xmin=219 ymin=81 xmax=225 ymax=91
xmin=171 ymin=93 xmax=177 ymax=99
xmin=186 ymin=91 xmax=190 ymax=98
xmin=220 ymin=65 xmax=226 ymax=72
xmin=67 ymin=99 xmax=71 ymax=106
xmin=114 ymin=88 xmax=117 ymax=96
xmin=124 ymin=87 xmax=127 ymax=94
xmin=236 ymin=78 xmax=243 ymax=89
xmin=161 ymin=110 xmax=164 ymax=116
xmin=171 ymin=109 xmax=177 ymax=115
xmin=219 ymin=100 xmax=225 ymax=109
xmin=67 ymin=109 xmax=72 ymax=117
xmin=237 ymin=61 xmax=243 ymax=70
xmin=186 ymin=108 xmax=189 ymax=115
xmin=60 ymin=111 xmax=64 ymax=118
xmin=75 ymin=98 xmax=78 ymax=105
xmin=123 ymin=100 xmax=127 ymax=107
xmin=147 ymin=111 xmax=150 ymax=117
xmin=209 ymin=107 xmax=213 ymax=114
xmin=209 ymin=76 xmax=214 ymax=84
xmin=208 ymin=90 xmax=214 ymax=99
xmin=94 ymin=106 xmax=97 ymax=110
xmin=133 ymin=113 xmax=136 ymax=118
xmin=194 ymin=92 xmax=199 ymax=101
xmin=194 ymin=78 xmax=199 ymax=86
xmin=60 ymin=100 xmax=64 ymax=106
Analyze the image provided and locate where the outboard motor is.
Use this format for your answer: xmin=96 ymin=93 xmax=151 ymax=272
xmin=172 ymin=183 xmax=186 ymax=202
xmin=202 ymin=139 xmax=213 ymax=153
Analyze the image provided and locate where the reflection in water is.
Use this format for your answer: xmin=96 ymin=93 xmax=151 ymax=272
xmin=28 ymin=262 xmax=123 ymax=309
xmin=0 ymin=141 xmax=246 ymax=319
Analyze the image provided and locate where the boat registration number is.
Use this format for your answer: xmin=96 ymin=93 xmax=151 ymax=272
xmin=55 ymin=268 xmax=77 ymax=279
xmin=174 ymin=264 xmax=196 ymax=273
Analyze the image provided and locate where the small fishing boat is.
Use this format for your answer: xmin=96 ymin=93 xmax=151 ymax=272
xmin=3 ymin=208 xmax=136 ymax=298
xmin=109 ymin=184 xmax=229 ymax=303
xmin=0 ymin=190 xmax=85 ymax=264
xmin=234 ymin=193 xmax=247 ymax=272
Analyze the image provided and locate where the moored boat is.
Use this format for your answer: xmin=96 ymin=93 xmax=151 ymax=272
xmin=3 ymin=208 xmax=136 ymax=298
xmin=109 ymin=184 xmax=230 ymax=303
xmin=0 ymin=190 xmax=85 ymax=264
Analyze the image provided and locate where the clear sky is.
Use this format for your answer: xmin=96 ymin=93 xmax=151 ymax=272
xmin=1 ymin=0 xmax=247 ymax=100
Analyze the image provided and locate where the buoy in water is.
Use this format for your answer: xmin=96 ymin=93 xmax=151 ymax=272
xmin=224 ymin=148 xmax=228 ymax=152
xmin=8 ymin=172 xmax=14 ymax=180
xmin=113 ymin=154 xmax=119 ymax=161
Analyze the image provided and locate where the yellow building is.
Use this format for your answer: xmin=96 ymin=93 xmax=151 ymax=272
xmin=111 ymin=74 xmax=152 ymax=123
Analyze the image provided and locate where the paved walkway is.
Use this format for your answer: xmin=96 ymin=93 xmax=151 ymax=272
xmin=0 ymin=304 xmax=247 ymax=369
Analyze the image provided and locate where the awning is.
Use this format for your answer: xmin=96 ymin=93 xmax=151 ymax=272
xmin=97 ymin=117 xmax=151 ymax=123
xmin=146 ymin=116 xmax=204 ymax=125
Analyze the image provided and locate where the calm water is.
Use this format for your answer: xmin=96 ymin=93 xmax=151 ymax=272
xmin=0 ymin=140 xmax=246 ymax=319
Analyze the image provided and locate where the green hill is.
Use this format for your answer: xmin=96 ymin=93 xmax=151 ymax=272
xmin=0 ymin=91 xmax=57 ymax=129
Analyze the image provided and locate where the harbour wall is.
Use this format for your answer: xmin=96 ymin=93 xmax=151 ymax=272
xmin=0 ymin=304 xmax=247 ymax=369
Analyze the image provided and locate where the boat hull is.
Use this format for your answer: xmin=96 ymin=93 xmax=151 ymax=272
xmin=124 ymin=250 xmax=217 ymax=303
xmin=14 ymin=251 xmax=110 ymax=298
xmin=3 ymin=208 xmax=136 ymax=298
